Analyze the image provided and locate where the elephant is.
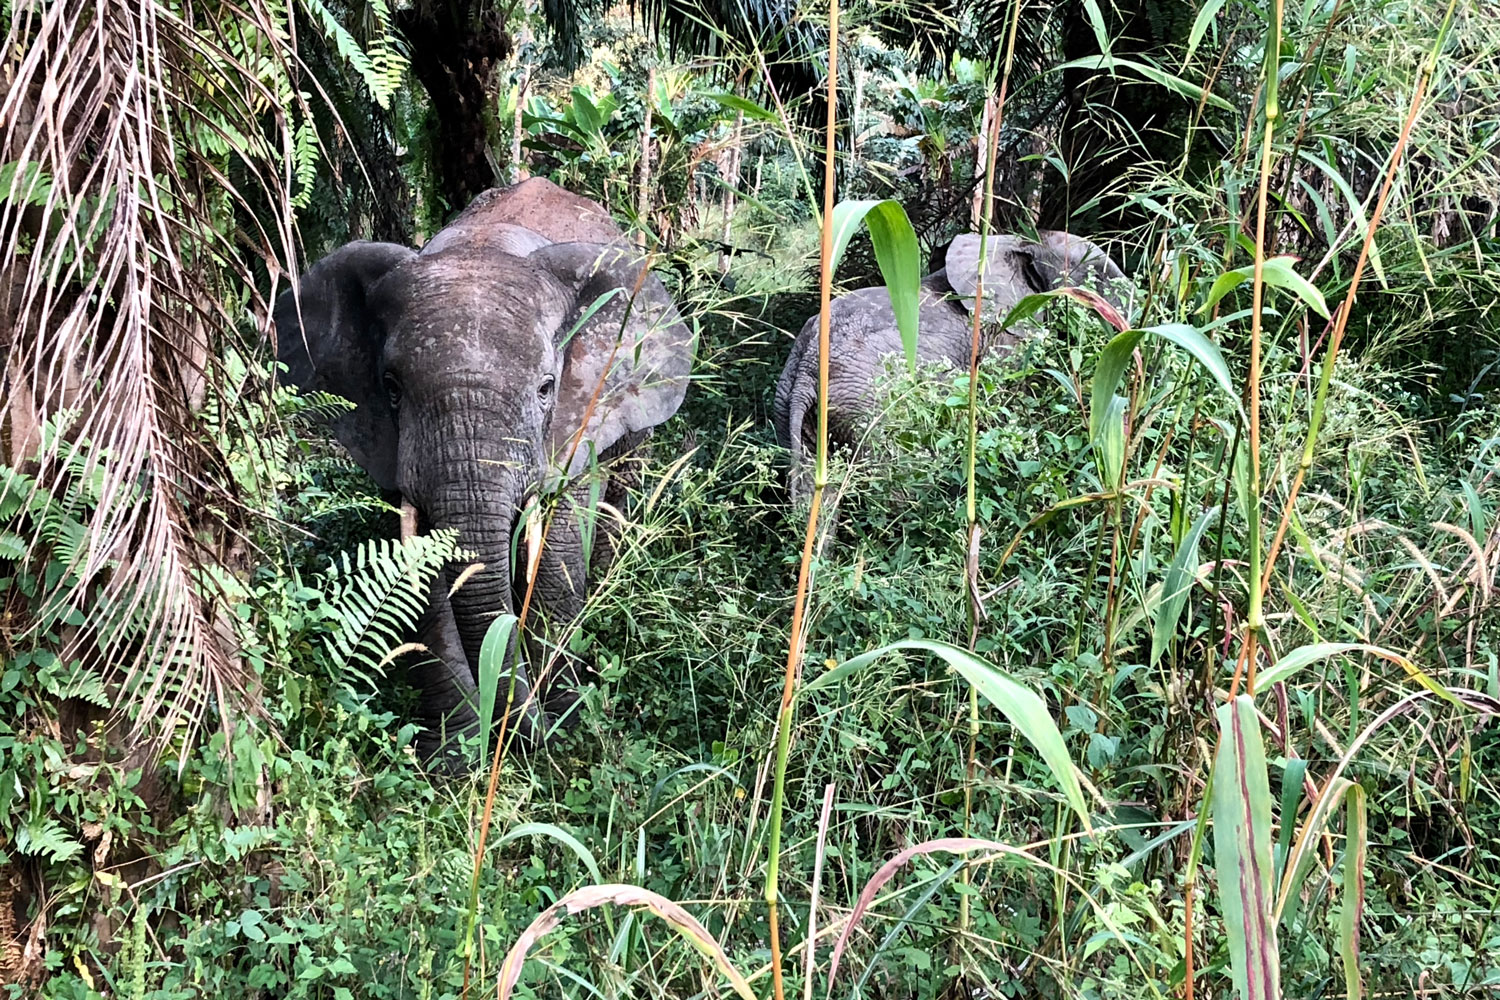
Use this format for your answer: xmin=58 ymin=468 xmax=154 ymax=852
xmin=273 ymin=177 xmax=695 ymax=767
xmin=773 ymin=230 xmax=1128 ymax=493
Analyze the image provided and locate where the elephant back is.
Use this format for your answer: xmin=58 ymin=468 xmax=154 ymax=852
xmin=435 ymin=177 xmax=627 ymax=248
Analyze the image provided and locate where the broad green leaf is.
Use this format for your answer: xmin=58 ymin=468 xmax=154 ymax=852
xmin=1212 ymin=695 xmax=1280 ymax=1000
xmin=704 ymin=92 xmax=779 ymax=122
xmin=496 ymin=822 xmax=603 ymax=884
xmin=1094 ymin=394 xmax=1127 ymax=490
xmin=570 ymin=88 xmax=606 ymax=135
xmin=803 ymin=639 xmax=1093 ymax=831
xmin=1200 ymin=256 xmax=1330 ymax=319
xmin=830 ymin=199 xmax=922 ymax=369
xmin=1149 ymin=506 xmax=1219 ymax=665
xmin=476 ymin=613 xmax=519 ymax=771
xmin=1091 ymin=323 xmax=1240 ymax=450
xmin=1339 ymin=784 xmax=1367 ymax=1000
xmin=1255 ymin=642 xmax=1462 ymax=709
xmin=1053 ymin=55 xmax=1233 ymax=111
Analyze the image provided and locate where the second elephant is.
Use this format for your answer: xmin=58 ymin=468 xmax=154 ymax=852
xmin=773 ymin=231 xmax=1128 ymax=491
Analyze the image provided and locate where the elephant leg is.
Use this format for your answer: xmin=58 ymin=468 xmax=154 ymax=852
xmin=411 ymin=571 xmax=537 ymax=772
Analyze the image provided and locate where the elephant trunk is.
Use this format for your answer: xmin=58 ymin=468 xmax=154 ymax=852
xmin=426 ymin=472 xmax=527 ymax=670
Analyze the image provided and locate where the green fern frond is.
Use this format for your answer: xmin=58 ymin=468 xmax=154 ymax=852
xmin=319 ymin=529 xmax=463 ymax=686
xmin=16 ymin=817 xmax=84 ymax=864
xmin=301 ymin=0 xmax=406 ymax=108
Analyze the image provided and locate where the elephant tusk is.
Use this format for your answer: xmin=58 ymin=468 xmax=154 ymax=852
xmin=400 ymin=499 xmax=419 ymax=541
xmin=524 ymin=498 xmax=544 ymax=586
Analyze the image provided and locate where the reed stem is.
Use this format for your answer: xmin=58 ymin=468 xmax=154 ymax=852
xmin=766 ymin=8 xmax=839 ymax=998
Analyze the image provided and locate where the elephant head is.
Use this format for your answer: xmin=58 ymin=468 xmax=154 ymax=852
xmin=940 ymin=230 xmax=1130 ymax=326
xmin=273 ymin=179 xmax=694 ymax=729
xmin=773 ymin=228 xmax=1129 ymax=497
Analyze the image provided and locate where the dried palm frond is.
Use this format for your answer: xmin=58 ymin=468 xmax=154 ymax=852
xmin=0 ymin=0 xmax=303 ymax=753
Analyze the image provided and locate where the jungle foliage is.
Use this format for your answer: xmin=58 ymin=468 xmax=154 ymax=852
xmin=3 ymin=0 xmax=1500 ymax=997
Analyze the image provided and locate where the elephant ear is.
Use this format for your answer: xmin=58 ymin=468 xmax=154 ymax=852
xmin=944 ymin=231 xmax=1128 ymax=322
xmin=530 ymin=242 xmax=695 ymax=478
xmin=272 ymin=240 xmax=416 ymax=491
xmin=942 ymin=233 xmax=1033 ymax=324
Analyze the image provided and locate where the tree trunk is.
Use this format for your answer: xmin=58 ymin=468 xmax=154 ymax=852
xmin=396 ymin=0 xmax=512 ymax=220
xmin=720 ymin=110 xmax=744 ymax=273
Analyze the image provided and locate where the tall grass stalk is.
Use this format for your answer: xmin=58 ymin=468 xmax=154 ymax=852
xmin=766 ymin=6 xmax=839 ymax=998
xmin=959 ymin=0 xmax=1023 ymax=942
xmin=1185 ymin=1 xmax=1288 ymax=991
xmin=1237 ymin=0 xmax=1284 ymax=699
xmin=1257 ymin=0 xmax=1461 ymax=604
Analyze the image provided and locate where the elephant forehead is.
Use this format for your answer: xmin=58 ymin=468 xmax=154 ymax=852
xmin=373 ymin=255 xmax=565 ymax=365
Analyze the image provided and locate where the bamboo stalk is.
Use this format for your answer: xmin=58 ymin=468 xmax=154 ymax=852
xmin=766 ymin=7 xmax=838 ymax=999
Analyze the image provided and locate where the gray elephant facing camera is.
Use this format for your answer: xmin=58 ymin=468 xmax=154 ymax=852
xmin=774 ymin=230 xmax=1128 ymax=493
xmin=274 ymin=178 xmax=695 ymax=767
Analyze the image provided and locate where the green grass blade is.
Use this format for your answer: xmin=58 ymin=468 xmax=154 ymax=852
xmin=477 ymin=613 xmax=519 ymax=771
xmin=1339 ymin=784 xmax=1367 ymax=1000
xmin=1256 ymin=642 xmax=1463 ymax=708
xmin=496 ymin=822 xmax=604 ymax=884
xmin=1273 ymin=758 xmax=1308 ymax=888
xmin=1150 ymin=506 xmax=1219 ymax=666
xmin=803 ymin=639 xmax=1094 ymax=831
xmin=1212 ymin=695 xmax=1280 ymax=1000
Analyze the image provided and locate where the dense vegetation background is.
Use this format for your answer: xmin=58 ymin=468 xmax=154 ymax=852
xmin=2 ymin=0 xmax=1500 ymax=997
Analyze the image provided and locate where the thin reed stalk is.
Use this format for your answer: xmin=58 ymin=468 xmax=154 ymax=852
xmin=766 ymin=8 xmax=839 ymax=999
xmin=1238 ymin=0 xmax=1285 ymax=699
xmin=1257 ymin=0 xmax=1461 ymax=606
xmin=959 ymin=0 xmax=1023 ymax=941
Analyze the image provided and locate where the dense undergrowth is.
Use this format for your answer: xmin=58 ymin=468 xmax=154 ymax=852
xmin=6 ymin=0 xmax=1500 ymax=997
xmin=7 ymin=267 xmax=1500 ymax=995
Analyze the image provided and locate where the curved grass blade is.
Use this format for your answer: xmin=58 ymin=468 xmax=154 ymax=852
xmin=830 ymin=199 xmax=922 ymax=368
xmin=495 ymin=822 xmax=604 ymax=885
xmin=496 ymin=884 xmax=754 ymax=1000
xmin=802 ymin=639 xmax=1094 ymax=830
xmin=647 ymin=763 xmax=737 ymax=813
xmin=827 ymin=838 xmax=1037 ymax=986
xmin=1256 ymin=642 xmax=1462 ymax=709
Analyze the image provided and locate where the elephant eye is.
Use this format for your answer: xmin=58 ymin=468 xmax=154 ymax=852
xmin=538 ymin=375 xmax=555 ymax=401
xmin=382 ymin=371 xmax=402 ymax=409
